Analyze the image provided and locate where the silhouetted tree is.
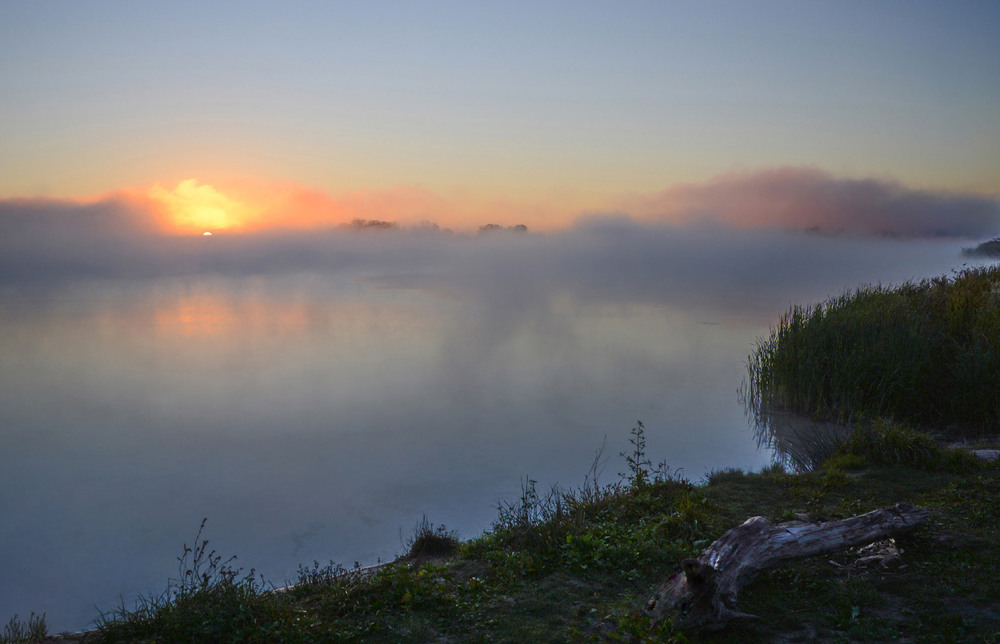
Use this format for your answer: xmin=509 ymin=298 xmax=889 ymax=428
xmin=478 ymin=223 xmax=528 ymax=234
xmin=346 ymin=219 xmax=397 ymax=231
xmin=962 ymin=237 xmax=1000 ymax=258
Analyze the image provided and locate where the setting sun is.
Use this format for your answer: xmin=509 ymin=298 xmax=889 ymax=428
xmin=148 ymin=179 xmax=253 ymax=234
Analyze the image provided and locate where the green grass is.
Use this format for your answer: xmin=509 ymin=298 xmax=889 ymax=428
xmin=826 ymin=418 xmax=980 ymax=472
xmin=746 ymin=265 xmax=1000 ymax=433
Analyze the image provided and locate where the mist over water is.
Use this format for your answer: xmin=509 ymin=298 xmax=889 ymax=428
xmin=0 ymin=219 xmax=989 ymax=631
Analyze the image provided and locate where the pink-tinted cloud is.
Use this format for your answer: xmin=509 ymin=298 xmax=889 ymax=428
xmin=625 ymin=167 xmax=1000 ymax=238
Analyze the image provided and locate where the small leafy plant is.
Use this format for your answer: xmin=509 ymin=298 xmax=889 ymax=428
xmin=619 ymin=420 xmax=678 ymax=489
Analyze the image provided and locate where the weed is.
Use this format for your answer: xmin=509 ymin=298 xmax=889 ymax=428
xmin=95 ymin=519 xmax=288 ymax=643
xmin=705 ymin=467 xmax=745 ymax=485
xmin=174 ymin=517 xmax=245 ymax=593
xmin=620 ymin=420 xmax=653 ymax=489
xmin=478 ymin=421 xmax=693 ymax=576
xmin=1 ymin=613 xmax=46 ymax=644
xmin=619 ymin=420 xmax=678 ymax=490
xmin=826 ymin=418 xmax=981 ymax=473
xmin=403 ymin=515 xmax=459 ymax=559
xmin=294 ymin=560 xmax=351 ymax=587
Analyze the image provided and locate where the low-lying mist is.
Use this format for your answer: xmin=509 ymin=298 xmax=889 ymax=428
xmin=3 ymin=166 xmax=997 ymax=302
xmin=2 ymin=192 xmax=996 ymax=322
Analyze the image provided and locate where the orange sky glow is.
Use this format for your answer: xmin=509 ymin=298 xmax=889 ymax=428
xmin=135 ymin=178 xmax=593 ymax=235
xmin=50 ymin=167 xmax=995 ymax=240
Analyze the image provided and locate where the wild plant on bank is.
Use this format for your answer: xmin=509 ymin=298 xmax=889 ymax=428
xmin=1 ymin=613 xmax=46 ymax=644
xmin=95 ymin=519 xmax=287 ymax=643
xmin=472 ymin=422 xmax=707 ymax=578
xmin=294 ymin=559 xmax=351 ymax=587
xmin=824 ymin=418 xmax=979 ymax=473
xmin=403 ymin=514 xmax=459 ymax=559
xmin=620 ymin=420 xmax=678 ymax=489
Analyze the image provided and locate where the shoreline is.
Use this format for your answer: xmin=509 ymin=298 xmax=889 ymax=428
xmin=28 ymin=435 xmax=1000 ymax=642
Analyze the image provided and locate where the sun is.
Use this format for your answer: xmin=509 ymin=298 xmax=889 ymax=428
xmin=148 ymin=179 xmax=252 ymax=234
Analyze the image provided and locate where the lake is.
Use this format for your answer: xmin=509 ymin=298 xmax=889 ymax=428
xmin=0 ymin=222 xmax=978 ymax=631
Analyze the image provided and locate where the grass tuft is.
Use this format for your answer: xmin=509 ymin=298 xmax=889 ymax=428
xmin=403 ymin=515 xmax=460 ymax=560
xmin=95 ymin=519 xmax=290 ymax=643
xmin=1 ymin=613 xmax=46 ymax=644
xmin=826 ymin=418 xmax=981 ymax=473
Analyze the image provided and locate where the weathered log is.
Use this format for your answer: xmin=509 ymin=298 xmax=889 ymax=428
xmin=645 ymin=503 xmax=929 ymax=631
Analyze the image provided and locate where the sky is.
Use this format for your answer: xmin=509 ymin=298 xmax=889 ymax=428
xmin=1 ymin=0 xmax=999 ymax=234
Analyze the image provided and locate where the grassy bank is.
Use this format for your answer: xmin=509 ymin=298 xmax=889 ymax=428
xmin=746 ymin=265 xmax=1000 ymax=433
xmin=11 ymin=423 xmax=993 ymax=643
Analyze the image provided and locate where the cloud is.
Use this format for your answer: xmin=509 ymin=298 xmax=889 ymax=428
xmin=625 ymin=166 xmax=1000 ymax=239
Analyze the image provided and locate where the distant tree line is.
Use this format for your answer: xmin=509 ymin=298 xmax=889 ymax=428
xmin=479 ymin=223 xmax=528 ymax=234
xmin=962 ymin=237 xmax=1000 ymax=259
xmin=345 ymin=219 xmax=398 ymax=231
xmin=338 ymin=219 xmax=529 ymax=235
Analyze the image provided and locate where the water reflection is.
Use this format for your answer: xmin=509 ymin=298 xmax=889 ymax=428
xmin=749 ymin=406 xmax=852 ymax=471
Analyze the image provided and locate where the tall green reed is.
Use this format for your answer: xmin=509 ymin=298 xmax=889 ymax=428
xmin=747 ymin=265 xmax=1000 ymax=432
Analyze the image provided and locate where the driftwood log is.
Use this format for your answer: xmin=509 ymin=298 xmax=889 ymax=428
xmin=645 ymin=503 xmax=929 ymax=631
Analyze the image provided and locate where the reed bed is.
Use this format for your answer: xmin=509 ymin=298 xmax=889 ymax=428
xmin=747 ymin=265 xmax=1000 ymax=432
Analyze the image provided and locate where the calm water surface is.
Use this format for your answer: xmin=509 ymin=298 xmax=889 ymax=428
xmin=0 ymin=230 xmax=976 ymax=631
